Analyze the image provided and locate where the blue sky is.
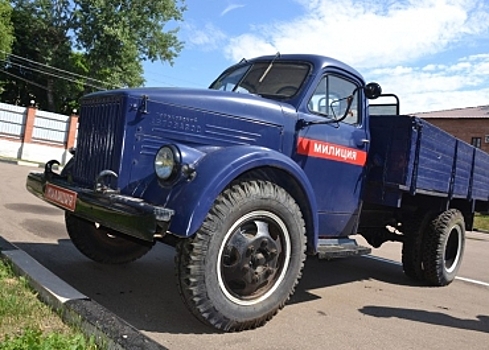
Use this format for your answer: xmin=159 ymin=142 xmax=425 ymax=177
xmin=143 ymin=0 xmax=489 ymax=113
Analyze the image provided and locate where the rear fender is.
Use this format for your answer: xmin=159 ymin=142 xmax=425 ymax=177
xmin=167 ymin=146 xmax=318 ymax=244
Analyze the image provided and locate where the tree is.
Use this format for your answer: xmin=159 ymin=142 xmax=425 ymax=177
xmin=0 ymin=0 xmax=13 ymax=58
xmin=1 ymin=1 xmax=79 ymax=110
xmin=0 ymin=0 xmax=14 ymax=93
xmin=74 ymin=0 xmax=185 ymax=89
xmin=1 ymin=0 xmax=185 ymax=112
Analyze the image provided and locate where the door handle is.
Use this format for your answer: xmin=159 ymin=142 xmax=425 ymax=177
xmin=357 ymin=138 xmax=370 ymax=148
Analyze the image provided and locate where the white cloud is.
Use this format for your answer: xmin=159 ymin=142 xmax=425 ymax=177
xmin=221 ymin=4 xmax=245 ymax=17
xmin=401 ymin=88 xmax=489 ymax=114
xmin=366 ymin=54 xmax=489 ymax=113
xmin=224 ymin=0 xmax=489 ymax=68
xmin=186 ymin=0 xmax=489 ymax=112
xmin=184 ymin=23 xmax=227 ymax=51
xmin=448 ymin=62 xmax=472 ymax=72
xmin=224 ymin=34 xmax=276 ymax=60
xmin=463 ymin=53 xmax=489 ymax=62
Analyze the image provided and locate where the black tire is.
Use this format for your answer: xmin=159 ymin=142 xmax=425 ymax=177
xmin=422 ymin=209 xmax=465 ymax=286
xmin=401 ymin=211 xmax=435 ymax=281
xmin=175 ymin=180 xmax=306 ymax=331
xmin=65 ymin=212 xmax=153 ymax=264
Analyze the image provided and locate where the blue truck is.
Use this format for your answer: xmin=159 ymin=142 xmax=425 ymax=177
xmin=26 ymin=54 xmax=488 ymax=331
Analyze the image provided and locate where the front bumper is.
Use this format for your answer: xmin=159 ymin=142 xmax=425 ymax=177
xmin=26 ymin=167 xmax=174 ymax=242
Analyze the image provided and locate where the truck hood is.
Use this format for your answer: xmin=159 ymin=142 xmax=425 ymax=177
xmin=87 ymin=87 xmax=297 ymax=126
xmin=85 ymin=87 xmax=298 ymax=149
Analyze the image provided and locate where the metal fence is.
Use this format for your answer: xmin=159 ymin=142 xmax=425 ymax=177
xmin=0 ymin=102 xmax=75 ymax=164
xmin=0 ymin=102 xmax=25 ymax=140
xmin=32 ymin=109 xmax=70 ymax=146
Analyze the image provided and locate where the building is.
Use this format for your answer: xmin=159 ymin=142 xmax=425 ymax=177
xmin=416 ymin=105 xmax=489 ymax=153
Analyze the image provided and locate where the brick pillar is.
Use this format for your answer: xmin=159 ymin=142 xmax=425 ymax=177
xmin=19 ymin=104 xmax=37 ymax=162
xmin=23 ymin=105 xmax=37 ymax=143
xmin=66 ymin=113 xmax=79 ymax=150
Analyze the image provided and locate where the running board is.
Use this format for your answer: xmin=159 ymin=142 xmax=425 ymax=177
xmin=316 ymin=238 xmax=371 ymax=260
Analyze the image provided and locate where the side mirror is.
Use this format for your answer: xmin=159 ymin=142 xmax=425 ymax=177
xmin=364 ymin=82 xmax=382 ymax=100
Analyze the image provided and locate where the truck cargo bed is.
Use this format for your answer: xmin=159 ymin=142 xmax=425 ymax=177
xmin=364 ymin=115 xmax=489 ymax=208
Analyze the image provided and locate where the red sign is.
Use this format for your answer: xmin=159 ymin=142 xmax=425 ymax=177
xmin=297 ymin=137 xmax=367 ymax=166
xmin=44 ymin=183 xmax=77 ymax=211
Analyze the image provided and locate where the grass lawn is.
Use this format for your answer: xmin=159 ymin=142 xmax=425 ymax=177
xmin=473 ymin=213 xmax=489 ymax=232
xmin=0 ymin=259 xmax=100 ymax=349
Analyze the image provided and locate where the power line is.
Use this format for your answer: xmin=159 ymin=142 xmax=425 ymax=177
xmin=143 ymin=66 xmax=202 ymax=87
xmin=0 ymin=57 xmax=109 ymax=90
xmin=0 ymin=68 xmax=48 ymax=90
xmin=0 ymin=49 xmax=118 ymax=88
xmin=0 ymin=49 xmax=201 ymax=90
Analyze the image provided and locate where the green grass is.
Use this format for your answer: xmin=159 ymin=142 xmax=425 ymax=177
xmin=0 ymin=259 xmax=100 ymax=349
xmin=474 ymin=213 xmax=489 ymax=232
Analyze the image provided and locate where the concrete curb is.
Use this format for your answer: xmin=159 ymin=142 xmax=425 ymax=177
xmin=473 ymin=228 xmax=489 ymax=234
xmin=0 ymin=157 xmax=44 ymax=168
xmin=0 ymin=236 xmax=167 ymax=350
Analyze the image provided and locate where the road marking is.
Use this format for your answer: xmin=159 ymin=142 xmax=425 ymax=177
xmin=455 ymin=277 xmax=489 ymax=288
xmin=362 ymin=255 xmax=489 ymax=288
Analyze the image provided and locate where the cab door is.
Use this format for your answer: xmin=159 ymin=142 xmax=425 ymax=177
xmin=295 ymin=73 xmax=369 ymax=237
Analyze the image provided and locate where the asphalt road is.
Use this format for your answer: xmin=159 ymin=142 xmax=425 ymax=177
xmin=1 ymin=161 xmax=488 ymax=349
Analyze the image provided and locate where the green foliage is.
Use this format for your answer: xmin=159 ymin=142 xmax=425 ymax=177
xmin=0 ymin=0 xmax=13 ymax=59
xmin=0 ymin=0 xmax=14 ymax=93
xmin=73 ymin=0 xmax=186 ymax=88
xmin=0 ymin=1 xmax=76 ymax=110
xmin=0 ymin=0 xmax=185 ymax=112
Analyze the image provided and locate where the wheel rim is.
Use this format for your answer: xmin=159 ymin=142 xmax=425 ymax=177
xmin=444 ymin=224 xmax=463 ymax=274
xmin=217 ymin=210 xmax=291 ymax=306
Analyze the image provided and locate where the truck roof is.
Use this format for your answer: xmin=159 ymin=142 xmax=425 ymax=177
xmin=243 ymin=53 xmax=365 ymax=82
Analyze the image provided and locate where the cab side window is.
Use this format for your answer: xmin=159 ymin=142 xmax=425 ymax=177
xmin=308 ymin=75 xmax=360 ymax=125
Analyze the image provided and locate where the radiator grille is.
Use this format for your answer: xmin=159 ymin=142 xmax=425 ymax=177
xmin=73 ymin=95 xmax=124 ymax=187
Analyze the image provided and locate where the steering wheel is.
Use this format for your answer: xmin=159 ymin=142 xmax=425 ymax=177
xmin=276 ymin=86 xmax=297 ymax=96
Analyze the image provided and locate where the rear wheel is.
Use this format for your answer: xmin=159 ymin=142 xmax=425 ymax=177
xmin=65 ymin=212 xmax=153 ymax=264
xmin=401 ymin=211 xmax=434 ymax=281
xmin=422 ymin=209 xmax=465 ymax=286
xmin=175 ymin=180 xmax=306 ymax=331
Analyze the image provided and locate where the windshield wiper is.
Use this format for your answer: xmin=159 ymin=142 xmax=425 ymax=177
xmin=258 ymin=52 xmax=280 ymax=83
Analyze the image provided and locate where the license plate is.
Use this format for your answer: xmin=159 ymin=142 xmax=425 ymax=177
xmin=44 ymin=183 xmax=77 ymax=211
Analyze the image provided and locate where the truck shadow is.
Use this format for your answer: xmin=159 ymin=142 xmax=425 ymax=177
xmin=289 ymin=255 xmax=423 ymax=304
xmin=13 ymin=239 xmax=213 ymax=334
xmin=4 ymin=203 xmax=62 ymax=216
xmin=360 ymin=306 xmax=489 ymax=334
xmin=12 ymin=236 xmax=425 ymax=335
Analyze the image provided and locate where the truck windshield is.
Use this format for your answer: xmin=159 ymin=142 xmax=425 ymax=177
xmin=209 ymin=61 xmax=310 ymax=100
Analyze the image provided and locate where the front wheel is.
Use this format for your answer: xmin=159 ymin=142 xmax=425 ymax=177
xmin=175 ymin=180 xmax=306 ymax=331
xmin=422 ymin=209 xmax=465 ymax=286
xmin=65 ymin=212 xmax=153 ymax=264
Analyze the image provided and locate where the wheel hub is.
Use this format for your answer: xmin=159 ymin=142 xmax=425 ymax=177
xmin=219 ymin=212 xmax=290 ymax=304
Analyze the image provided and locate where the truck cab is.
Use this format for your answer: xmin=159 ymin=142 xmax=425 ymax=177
xmin=208 ymin=54 xmax=379 ymax=243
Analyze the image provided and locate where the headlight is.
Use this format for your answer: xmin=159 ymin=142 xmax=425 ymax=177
xmin=155 ymin=145 xmax=179 ymax=181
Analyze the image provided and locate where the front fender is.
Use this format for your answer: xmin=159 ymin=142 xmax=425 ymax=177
xmin=166 ymin=146 xmax=318 ymax=240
